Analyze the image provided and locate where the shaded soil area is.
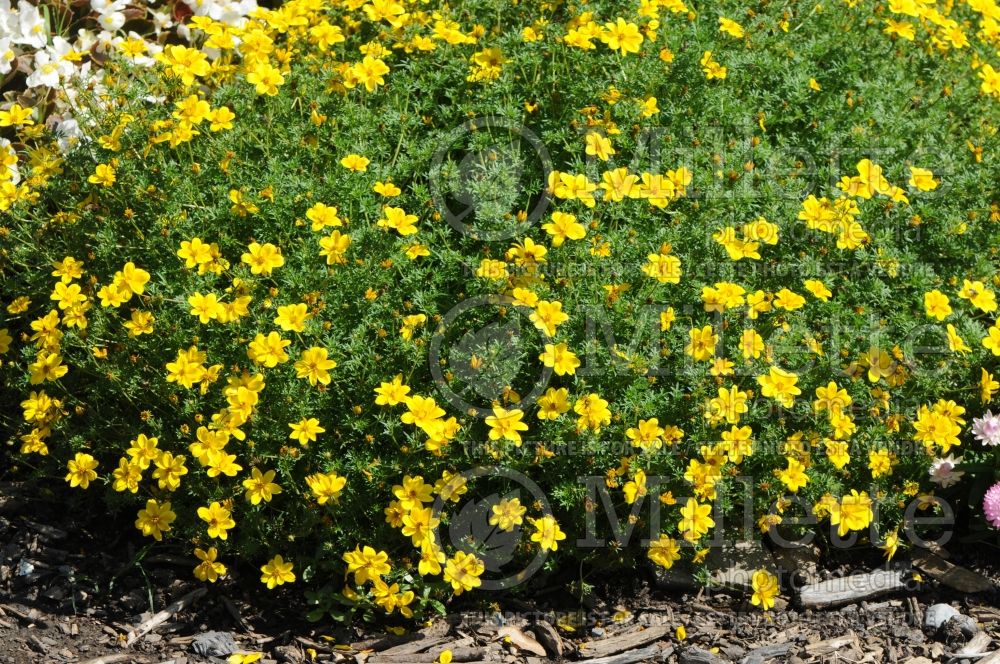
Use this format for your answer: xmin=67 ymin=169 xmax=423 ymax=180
xmin=3 ymin=479 xmax=1000 ymax=664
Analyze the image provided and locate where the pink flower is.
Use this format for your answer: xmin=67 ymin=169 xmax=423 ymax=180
xmin=972 ymin=410 xmax=1000 ymax=447
xmin=984 ymin=482 xmax=1000 ymax=529
xmin=929 ymin=455 xmax=964 ymax=488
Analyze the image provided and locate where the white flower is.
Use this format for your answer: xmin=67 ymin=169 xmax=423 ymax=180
xmin=0 ymin=1 xmax=17 ymax=36
xmin=74 ymin=29 xmax=99 ymax=53
xmin=53 ymin=117 xmax=83 ymax=153
xmin=150 ymin=10 xmax=174 ymax=35
xmin=26 ymin=51 xmax=61 ymax=88
xmin=90 ymin=0 xmax=127 ymax=13
xmin=929 ymin=455 xmax=964 ymax=488
xmin=96 ymin=11 xmax=126 ymax=33
xmin=0 ymin=38 xmax=17 ymax=76
xmin=973 ymin=410 xmax=1000 ymax=447
xmin=14 ymin=2 xmax=47 ymax=50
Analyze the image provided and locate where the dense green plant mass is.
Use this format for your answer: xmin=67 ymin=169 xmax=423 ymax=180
xmin=2 ymin=0 xmax=1000 ymax=622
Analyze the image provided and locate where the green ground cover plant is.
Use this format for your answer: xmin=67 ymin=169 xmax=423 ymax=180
xmin=2 ymin=0 xmax=1000 ymax=623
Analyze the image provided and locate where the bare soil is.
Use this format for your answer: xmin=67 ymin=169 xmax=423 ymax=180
xmin=3 ymin=480 xmax=1000 ymax=664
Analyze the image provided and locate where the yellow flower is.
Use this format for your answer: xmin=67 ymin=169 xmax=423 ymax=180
xmin=87 ymin=163 xmax=116 ymax=187
xmin=198 ymin=501 xmax=236 ymax=540
xmin=340 ymin=153 xmax=370 ymax=172
xmin=0 ymin=103 xmax=34 ymax=127
xmin=982 ymin=368 xmax=999 ymax=404
xmin=135 ymin=499 xmax=176 ymax=541
xmin=260 ymin=554 xmax=295 ymax=589
xmin=539 ymin=343 xmax=580 ymax=376
xmin=984 ymin=323 xmax=1000 ymax=356
xmin=880 ymin=528 xmax=900 ymax=561
xmin=289 ymin=417 xmax=325 ymax=445
xmin=642 ymin=253 xmax=682 ymax=284
xmin=958 ymin=279 xmax=997 ymax=312
xmin=529 ymin=300 xmax=569 ymax=336
xmin=343 ymin=545 xmax=391 ymax=584
xmin=685 ymin=325 xmax=717 ymax=362
xmin=825 ymin=440 xmax=850 ymax=470
xmin=756 ymin=367 xmax=801 ymax=407
xmin=188 ymin=291 xmax=224 ymax=324
xmin=647 ymin=534 xmax=681 ymax=569
xmin=626 ymin=418 xmax=665 ymax=451
xmin=486 ymin=406 xmax=529 ymax=445
xmin=623 ymin=469 xmax=648 ymax=504
xmin=700 ymin=51 xmax=726 ymax=80
xmin=242 ymin=468 xmax=282 ymax=505
xmin=378 ymin=205 xmax=419 ymax=236
xmin=529 ymin=515 xmax=566 ymax=551
xmin=778 ymin=458 xmax=809 ymax=492
xmin=401 ymin=395 xmax=445 ymax=433
xmin=111 ymin=458 xmax=142 ymax=493
xmin=585 ymin=132 xmax=615 ymax=161
xmin=868 ymin=449 xmax=893 ymax=478
xmin=374 ymin=374 xmax=411 ymax=406
xmin=194 ymin=547 xmax=227 ymax=583
xmin=274 ymin=303 xmax=310 ymax=332
xmin=573 ymin=393 xmax=612 ymax=432
xmin=908 ymin=167 xmax=938 ymax=191
xmin=152 ymin=452 xmax=188 ymax=491
xmin=374 ymin=181 xmax=401 ymax=197
xmin=476 ymin=258 xmax=509 ymax=280
xmin=718 ymin=17 xmax=745 ymax=38
xmin=831 ymin=490 xmax=873 ymax=536
xmin=443 ymin=551 xmax=485 ymax=594
xmin=537 ymin=387 xmax=570 ymax=420
xmin=246 ymin=61 xmax=285 ymax=95
xmin=294 ymin=347 xmax=337 ymax=386
xmin=207 ymin=106 xmax=235 ymax=131
xmin=352 ymin=55 xmax=390 ymax=91
xmin=803 ymin=279 xmax=832 ymax=301
xmin=489 ymin=498 xmax=527 ymax=531
xmin=946 ymin=324 xmax=970 ymax=354
xmin=600 ymin=18 xmax=643 ymax=55
xmin=678 ymin=498 xmax=714 ymax=542
xmin=247 ymin=331 xmax=291 ymax=367
xmin=773 ymin=288 xmax=806 ymax=310
xmin=241 ymin=242 xmax=284 ymax=275
xmin=750 ymin=570 xmax=779 ymax=610
xmin=65 ymin=452 xmax=99 ymax=489
xmin=924 ymin=289 xmax=951 ymax=320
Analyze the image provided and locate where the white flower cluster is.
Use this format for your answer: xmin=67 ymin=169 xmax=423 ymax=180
xmin=1 ymin=0 xmax=258 ymax=149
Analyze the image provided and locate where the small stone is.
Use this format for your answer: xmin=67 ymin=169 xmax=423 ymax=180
xmin=923 ymin=603 xmax=959 ymax=631
xmin=16 ymin=559 xmax=34 ymax=577
xmin=191 ymin=631 xmax=238 ymax=657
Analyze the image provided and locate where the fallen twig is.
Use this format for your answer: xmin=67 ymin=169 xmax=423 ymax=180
xmin=125 ymin=587 xmax=207 ymax=647
xmin=80 ymin=655 xmax=146 ymax=664
xmin=221 ymin=595 xmax=250 ymax=632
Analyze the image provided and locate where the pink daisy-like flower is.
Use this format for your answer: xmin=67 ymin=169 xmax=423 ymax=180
xmin=984 ymin=482 xmax=1000 ymax=529
xmin=972 ymin=410 xmax=1000 ymax=447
